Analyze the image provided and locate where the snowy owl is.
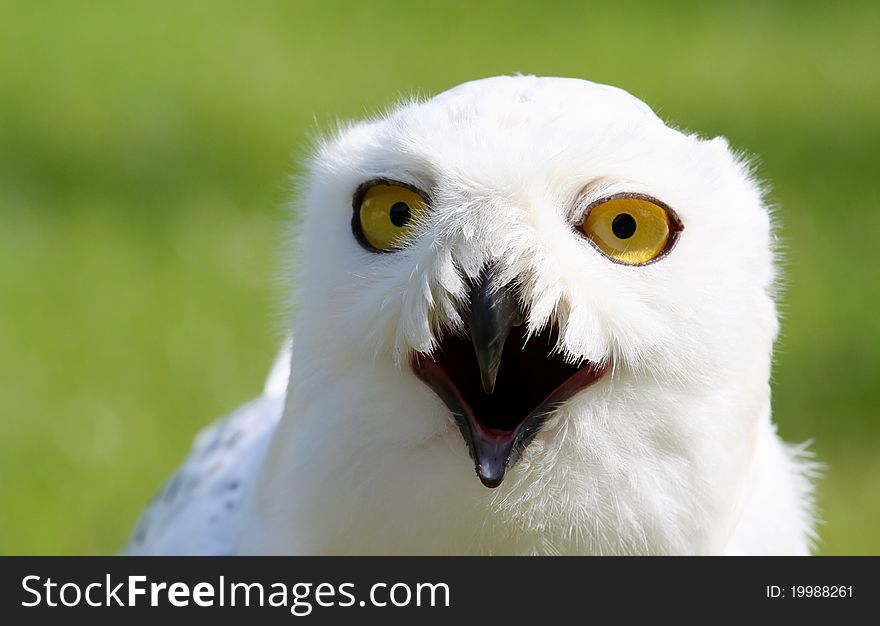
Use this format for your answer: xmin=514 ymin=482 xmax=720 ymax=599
xmin=126 ymin=75 xmax=817 ymax=555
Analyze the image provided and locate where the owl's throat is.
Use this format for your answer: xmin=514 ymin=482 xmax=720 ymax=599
xmin=411 ymin=321 xmax=606 ymax=488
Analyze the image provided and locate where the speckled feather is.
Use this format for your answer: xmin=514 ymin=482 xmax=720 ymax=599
xmin=123 ymin=344 xmax=290 ymax=555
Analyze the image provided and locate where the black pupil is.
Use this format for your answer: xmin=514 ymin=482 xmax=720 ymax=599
xmin=389 ymin=201 xmax=411 ymax=227
xmin=611 ymin=213 xmax=637 ymax=239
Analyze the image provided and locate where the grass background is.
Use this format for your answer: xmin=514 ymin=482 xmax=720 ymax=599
xmin=1 ymin=0 xmax=878 ymax=554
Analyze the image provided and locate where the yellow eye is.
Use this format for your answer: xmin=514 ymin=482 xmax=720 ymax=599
xmin=352 ymin=181 xmax=429 ymax=252
xmin=580 ymin=194 xmax=681 ymax=265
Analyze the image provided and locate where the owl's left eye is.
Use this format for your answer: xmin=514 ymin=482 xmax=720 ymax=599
xmin=578 ymin=193 xmax=682 ymax=265
xmin=352 ymin=180 xmax=429 ymax=252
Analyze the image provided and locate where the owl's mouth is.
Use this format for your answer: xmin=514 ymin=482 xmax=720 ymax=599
xmin=411 ymin=270 xmax=607 ymax=488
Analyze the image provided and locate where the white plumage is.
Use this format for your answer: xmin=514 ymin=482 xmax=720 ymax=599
xmin=126 ymin=76 xmax=817 ymax=555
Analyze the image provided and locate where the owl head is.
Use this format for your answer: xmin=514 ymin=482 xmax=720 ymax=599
xmin=286 ymin=76 xmax=777 ymax=515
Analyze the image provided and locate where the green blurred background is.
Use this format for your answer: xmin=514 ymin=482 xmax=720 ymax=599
xmin=1 ymin=0 xmax=878 ymax=555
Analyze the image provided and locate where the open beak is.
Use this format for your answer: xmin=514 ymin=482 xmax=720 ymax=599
xmin=411 ymin=267 xmax=607 ymax=488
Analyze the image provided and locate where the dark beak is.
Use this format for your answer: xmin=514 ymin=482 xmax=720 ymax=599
xmin=468 ymin=268 xmax=526 ymax=395
xmin=464 ymin=269 xmax=526 ymax=486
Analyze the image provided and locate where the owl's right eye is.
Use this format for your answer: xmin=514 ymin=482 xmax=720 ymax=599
xmin=352 ymin=180 xmax=429 ymax=252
